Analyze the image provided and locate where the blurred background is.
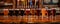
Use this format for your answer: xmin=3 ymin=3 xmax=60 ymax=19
xmin=0 ymin=0 xmax=60 ymax=24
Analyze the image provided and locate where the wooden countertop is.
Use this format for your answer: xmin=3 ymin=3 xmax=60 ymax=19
xmin=0 ymin=15 xmax=60 ymax=23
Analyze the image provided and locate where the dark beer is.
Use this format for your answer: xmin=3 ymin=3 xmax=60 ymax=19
xmin=51 ymin=9 xmax=56 ymax=16
xmin=35 ymin=10 xmax=40 ymax=16
xmin=47 ymin=9 xmax=51 ymax=16
xmin=19 ymin=10 xmax=25 ymax=16
xmin=9 ymin=10 xmax=14 ymax=16
xmin=14 ymin=10 xmax=19 ymax=16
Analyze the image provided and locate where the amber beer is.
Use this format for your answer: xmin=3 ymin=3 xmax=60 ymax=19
xmin=41 ymin=8 xmax=47 ymax=17
xmin=4 ymin=9 xmax=9 ymax=16
xmin=30 ymin=9 xmax=35 ymax=15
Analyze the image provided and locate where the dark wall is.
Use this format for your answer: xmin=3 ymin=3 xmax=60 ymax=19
xmin=58 ymin=0 xmax=60 ymax=7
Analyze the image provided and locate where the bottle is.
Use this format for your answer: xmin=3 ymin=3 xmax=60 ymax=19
xmin=29 ymin=0 xmax=33 ymax=6
xmin=32 ymin=0 xmax=35 ymax=5
xmin=21 ymin=0 xmax=27 ymax=6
